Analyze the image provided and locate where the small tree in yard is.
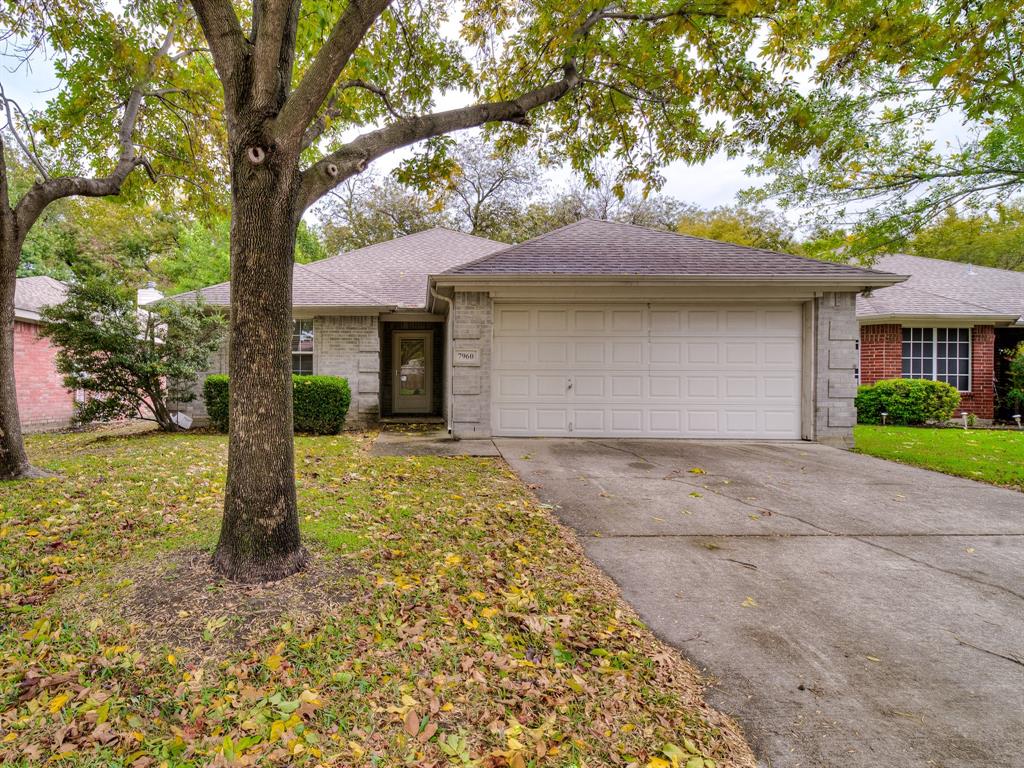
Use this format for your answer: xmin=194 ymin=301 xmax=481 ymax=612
xmin=41 ymin=279 xmax=224 ymax=432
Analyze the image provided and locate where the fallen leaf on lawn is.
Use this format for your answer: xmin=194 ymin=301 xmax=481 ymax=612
xmin=404 ymin=708 xmax=420 ymax=736
xmin=48 ymin=693 xmax=70 ymax=713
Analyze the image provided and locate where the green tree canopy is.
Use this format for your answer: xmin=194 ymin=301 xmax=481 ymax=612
xmin=40 ymin=277 xmax=225 ymax=432
xmin=905 ymin=204 xmax=1024 ymax=272
xmin=748 ymin=0 xmax=1024 ymax=260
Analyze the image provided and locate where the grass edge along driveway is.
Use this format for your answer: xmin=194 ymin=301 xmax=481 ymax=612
xmin=854 ymin=425 xmax=1024 ymax=491
xmin=0 ymin=427 xmax=754 ymax=768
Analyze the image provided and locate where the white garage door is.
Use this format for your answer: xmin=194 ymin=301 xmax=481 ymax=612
xmin=491 ymin=303 xmax=803 ymax=438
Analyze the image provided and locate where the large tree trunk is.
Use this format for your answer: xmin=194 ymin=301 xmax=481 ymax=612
xmin=211 ymin=143 xmax=308 ymax=582
xmin=0 ymin=221 xmax=46 ymax=481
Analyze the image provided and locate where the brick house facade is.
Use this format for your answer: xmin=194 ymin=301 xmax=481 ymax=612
xmin=858 ymin=322 xmax=997 ymax=418
xmin=14 ymin=320 xmax=76 ymax=431
xmin=857 ymin=255 xmax=1024 ymax=421
xmin=13 ymin=277 xmax=76 ymax=432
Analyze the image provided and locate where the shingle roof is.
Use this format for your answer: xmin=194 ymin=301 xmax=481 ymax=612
xmin=175 ymin=228 xmax=507 ymax=310
xmin=15 ymin=276 xmax=67 ymax=319
xmin=857 ymin=254 xmax=1024 ymax=323
xmin=443 ymin=218 xmax=898 ymax=280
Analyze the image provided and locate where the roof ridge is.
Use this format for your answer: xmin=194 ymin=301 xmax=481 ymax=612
xmin=440 ymin=220 xmax=590 ymax=274
xmin=899 ymin=283 xmax=1011 ymax=314
xmin=446 ymin=217 xmax=894 ymax=278
xmin=313 ymin=226 xmax=506 ymax=270
xmin=882 ymin=252 xmax=1024 ymax=279
xmin=293 ymin=260 xmax=384 ymax=305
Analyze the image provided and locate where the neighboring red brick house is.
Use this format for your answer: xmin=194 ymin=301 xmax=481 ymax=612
xmin=858 ymin=255 xmax=1024 ymax=420
xmin=13 ymin=276 xmax=76 ymax=432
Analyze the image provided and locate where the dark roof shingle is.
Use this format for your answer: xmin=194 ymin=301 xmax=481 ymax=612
xmin=15 ymin=276 xmax=67 ymax=317
xmin=857 ymin=254 xmax=1024 ymax=322
xmin=176 ymin=228 xmax=506 ymax=309
xmin=444 ymin=219 xmax=897 ymax=279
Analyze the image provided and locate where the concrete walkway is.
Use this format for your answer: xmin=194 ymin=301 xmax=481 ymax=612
xmin=495 ymin=438 xmax=1024 ymax=768
xmin=370 ymin=428 xmax=499 ymax=457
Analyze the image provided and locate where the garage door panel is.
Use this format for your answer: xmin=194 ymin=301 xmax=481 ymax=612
xmin=492 ymin=303 xmax=801 ymax=438
xmin=535 ymin=409 xmax=568 ymax=432
xmin=611 ymin=310 xmax=644 ymax=331
xmin=496 ymin=407 xmax=530 ymax=433
xmin=687 ymin=311 xmax=719 ymax=332
xmin=497 ymin=374 xmax=530 ymax=398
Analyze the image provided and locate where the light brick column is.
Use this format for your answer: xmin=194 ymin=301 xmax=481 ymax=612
xmin=815 ymin=292 xmax=859 ymax=448
xmin=315 ymin=315 xmax=380 ymax=427
xmin=450 ymin=291 xmax=492 ymax=437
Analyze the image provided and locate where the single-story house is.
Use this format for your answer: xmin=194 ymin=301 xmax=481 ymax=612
xmin=13 ymin=276 xmax=76 ymax=432
xmin=857 ymin=254 xmax=1024 ymax=420
xmin=176 ymin=219 xmax=905 ymax=447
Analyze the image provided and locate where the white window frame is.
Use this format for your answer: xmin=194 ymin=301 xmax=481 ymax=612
xmin=901 ymin=326 xmax=972 ymax=392
xmin=292 ymin=319 xmax=314 ymax=375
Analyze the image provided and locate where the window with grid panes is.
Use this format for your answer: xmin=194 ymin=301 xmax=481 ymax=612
xmin=901 ymin=327 xmax=971 ymax=392
xmin=292 ymin=320 xmax=314 ymax=374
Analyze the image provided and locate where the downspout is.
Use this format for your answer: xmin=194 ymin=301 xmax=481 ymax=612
xmin=429 ymin=284 xmax=456 ymax=436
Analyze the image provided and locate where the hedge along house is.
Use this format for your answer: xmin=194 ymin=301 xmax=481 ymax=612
xmin=176 ymin=220 xmax=905 ymax=446
xmin=857 ymin=254 xmax=1024 ymax=420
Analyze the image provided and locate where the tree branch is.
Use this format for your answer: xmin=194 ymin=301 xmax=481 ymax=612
xmin=301 ymin=79 xmax=403 ymax=149
xmin=298 ymin=65 xmax=579 ymax=211
xmin=188 ymin=0 xmax=247 ymax=110
xmin=13 ymin=10 xmax=180 ymax=232
xmin=272 ymin=0 xmax=394 ymax=147
xmin=252 ymin=0 xmax=300 ymax=109
xmin=0 ymin=84 xmax=49 ymax=180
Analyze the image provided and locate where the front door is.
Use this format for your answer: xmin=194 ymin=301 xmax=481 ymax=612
xmin=392 ymin=331 xmax=433 ymax=413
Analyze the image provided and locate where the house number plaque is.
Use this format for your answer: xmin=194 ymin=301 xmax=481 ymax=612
xmin=454 ymin=348 xmax=480 ymax=366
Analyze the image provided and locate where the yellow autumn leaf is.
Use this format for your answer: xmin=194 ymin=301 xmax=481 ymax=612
xmin=647 ymin=758 xmax=671 ymax=768
xmin=167 ymin=653 xmax=176 ymax=666
xmin=481 ymin=607 xmax=500 ymax=618
xmin=468 ymin=590 xmax=487 ymax=601
xmin=265 ymin=655 xmax=282 ymax=671
xmin=444 ymin=554 xmax=462 ymax=566
xmin=49 ymin=693 xmax=70 ymax=714
xmin=741 ymin=596 xmax=758 ymax=608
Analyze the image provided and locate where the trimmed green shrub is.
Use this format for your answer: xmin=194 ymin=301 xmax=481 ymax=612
xmin=855 ymin=378 xmax=960 ymax=425
xmin=202 ymin=374 xmax=351 ymax=434
xmin=203 ymin=374 xmax=230 ymax=432
xmin=293 ymin=375 xmax=351 ymax=434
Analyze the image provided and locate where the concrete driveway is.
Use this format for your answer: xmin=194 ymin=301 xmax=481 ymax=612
xmin=495 ymin=439 xmax=1024 ymax=768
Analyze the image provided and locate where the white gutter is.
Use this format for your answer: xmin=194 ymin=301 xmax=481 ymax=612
xmin=858 ymin=313 xmax=1022 ymax=326
xmin=432 ymin=273 xmax=909 ymax=289
xmin=428 ymin=285 xmax=455 ymax=436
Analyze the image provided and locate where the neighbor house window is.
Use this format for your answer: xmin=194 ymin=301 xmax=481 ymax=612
xmin=292 ymin=320 xmax=314 ymax=374
xmin=901 ymin=327 xmax=971 ymax=392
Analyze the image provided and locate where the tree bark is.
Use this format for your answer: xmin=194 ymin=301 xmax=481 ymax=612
xmin=210 ymin=141 xmax=308 ymax=582
xmin=0 ymin=146 xmax=48 ymax=481
xmin=0 ymin=234 xmax=42 ymax=480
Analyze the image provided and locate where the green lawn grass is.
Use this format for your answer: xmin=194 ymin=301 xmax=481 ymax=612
xmin=0 ymin=427 xmax=751 ymax=767
xmin=854 ymin=425 xmax=1024 ymax=491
